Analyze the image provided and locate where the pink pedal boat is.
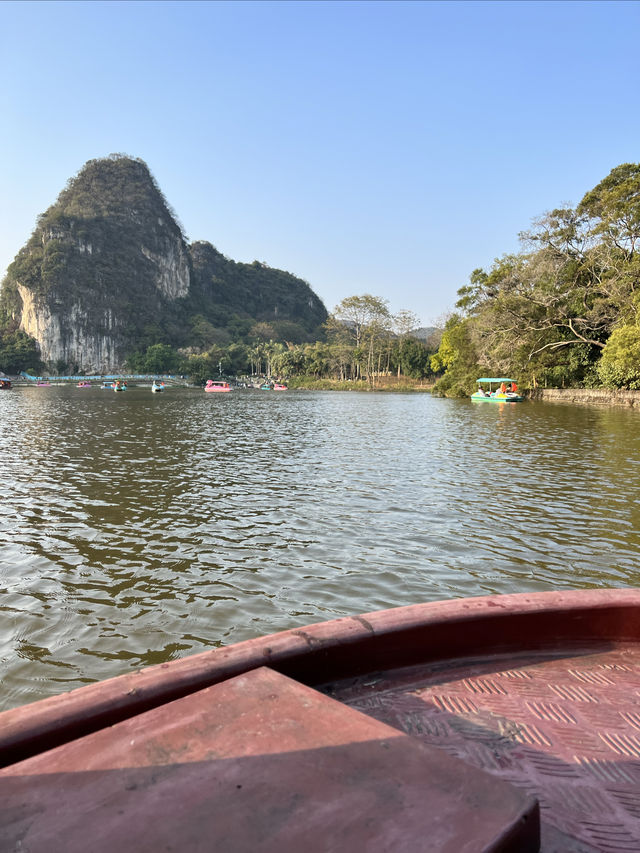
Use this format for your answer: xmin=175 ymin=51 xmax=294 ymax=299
xmin=1 ymin=588 xmax=639 ymax=851
xmin=204 ymin=380 xmax=232 ymax=392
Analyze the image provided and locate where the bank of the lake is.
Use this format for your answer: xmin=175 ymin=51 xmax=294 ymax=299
xmin=285 ymin=375 xmax=434 ymax=391
xmin=530 ymin=387 xmax=640 ymax=408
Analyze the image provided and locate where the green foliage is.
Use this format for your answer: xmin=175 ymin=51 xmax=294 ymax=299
xmin=0 ymin=329 xmax=42 ymax=374
xmin=329 ymin=294 xmax=392 ymax=386
xmin=578 ymin=163 xmax=640 ymax=257
xmin=597 ymin=325 xmax=640 ymax=388
xmin=187 ymin=241 xmax=327 ymax=343
xmin=126 ymin=343 xmax=181 ymax=374
xmin=183 ymin=352 xmax=219 ymax=384
xmin=430 ymin=162 xmax=640 ymax=392
xmin=394 ymin=337 xmax=433 ymax=378
xmin=430 ymin=315 xmax=481 ymax=397
xmin=189 ymin=315 xmax=231 ymax=349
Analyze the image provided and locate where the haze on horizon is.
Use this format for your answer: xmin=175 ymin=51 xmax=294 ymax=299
xmin=1 ymin=0 xmax=638 ymax=328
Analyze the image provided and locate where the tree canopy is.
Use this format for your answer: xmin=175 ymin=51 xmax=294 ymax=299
xmin=430 ymin=162 xmax=640 ymax=395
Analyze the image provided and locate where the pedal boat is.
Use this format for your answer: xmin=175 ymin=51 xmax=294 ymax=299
xmin=205 ymin=380 xmax=232 ymax=392
xmin=151 ymin=381 xmax=165 ymax=392
xmin=472 ymin=377 xmax=524 ymax=402
xmin=1 ymin=588 xmax=638 ymax=852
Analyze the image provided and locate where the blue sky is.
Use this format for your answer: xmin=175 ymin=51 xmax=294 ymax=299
xmin=1 ymin=0 xmax=639 ymax=327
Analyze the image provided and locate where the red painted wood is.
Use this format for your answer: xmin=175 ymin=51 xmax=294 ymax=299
xmin=1 ymin=589 xmax=638 ymax=768
xmin=0 ymin=667 xmax=538 ymax=852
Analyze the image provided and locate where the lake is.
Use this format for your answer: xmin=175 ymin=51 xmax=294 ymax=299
xmin=1 ymin=384 xmax=639 ymax=711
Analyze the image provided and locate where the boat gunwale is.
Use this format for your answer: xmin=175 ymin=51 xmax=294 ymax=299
xmin=1 ymin=588 xmax=638 ymax=768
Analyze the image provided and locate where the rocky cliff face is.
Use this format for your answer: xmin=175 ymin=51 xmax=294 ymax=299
xmin=16 ymin=283 xmax=123 ymax=373
xmin=2 ymin=155 xmax=192 ymax=372
xmin=1 ymin=155 xmax=327 ymax=372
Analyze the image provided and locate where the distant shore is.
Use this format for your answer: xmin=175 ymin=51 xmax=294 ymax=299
xmin=8 ymin=376 xmax=639 ymax=405
xmin=285 ymin=376 xmax=434 ymax=392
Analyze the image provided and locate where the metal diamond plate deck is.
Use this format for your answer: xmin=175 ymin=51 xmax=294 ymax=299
xmin=326 ymin=645 xmax=640 ymax=852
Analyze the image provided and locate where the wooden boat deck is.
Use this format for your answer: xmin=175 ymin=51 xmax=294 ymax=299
xmin=0 ymin=589 xmax=638 ymax=851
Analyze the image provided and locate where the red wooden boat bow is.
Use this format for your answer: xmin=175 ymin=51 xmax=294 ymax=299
xmin=1 ymin=588 xmax=638 ymax=851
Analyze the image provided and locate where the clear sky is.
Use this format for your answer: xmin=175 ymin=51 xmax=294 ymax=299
xmin=1 ymin=0 xmax=638 ymax=327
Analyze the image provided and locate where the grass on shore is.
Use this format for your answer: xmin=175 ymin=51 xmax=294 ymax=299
xmin=284 ymin=375 xmax=434 ymax=392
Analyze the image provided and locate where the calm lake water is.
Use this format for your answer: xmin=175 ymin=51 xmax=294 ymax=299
xmin=1 ymin=384 xmax=639 ymax=711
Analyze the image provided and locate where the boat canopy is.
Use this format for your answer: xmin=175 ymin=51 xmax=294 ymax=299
xmin=476 ymin=377 xmax=516 ymax=383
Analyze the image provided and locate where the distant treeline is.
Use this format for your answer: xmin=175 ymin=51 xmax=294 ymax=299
xmin=127 ymin=295 xmax=439 ymax=386
xmin=430 ymin=163 xmax=640 ymax=396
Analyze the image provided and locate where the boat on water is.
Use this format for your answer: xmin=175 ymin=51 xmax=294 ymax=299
xmin=204 ymin=380 xmax=232 ymax=392
xmin=471 ymin=377 xmax=524 ymax=402
xmin=0 ymin=378 xmax=11 ymax=390
xmin=113 ymin=381 xmax=127 ymax=392
xmin=76 ymin=381 xmax=92 ymax=388
xmin=0 ymin=587 xmax=638 ymax=852
xmin=101 ymin=381 xmax=114 ymax=389
xmin=273 ymin=382 xmax=288 ymax=391
xmin=35 ymin=381 xmax=51 ymax=387
xmin=151 ymin=381 xmax=165 ymax=393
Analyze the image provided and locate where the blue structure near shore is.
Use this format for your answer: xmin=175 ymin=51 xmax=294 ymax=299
xmin=20 ymin=372 xmax=181 ymax=383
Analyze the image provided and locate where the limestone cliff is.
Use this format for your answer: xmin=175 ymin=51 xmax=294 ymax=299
xmin=1 ymin=155 xmax=327 ymax=372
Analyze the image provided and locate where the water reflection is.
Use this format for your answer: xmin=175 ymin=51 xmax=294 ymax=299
xmin=1 ymin=386 xmax=639 ymax=709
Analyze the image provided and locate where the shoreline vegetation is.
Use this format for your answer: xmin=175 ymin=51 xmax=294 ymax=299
xmin=428 ymin=162 xmax=640 ymax=400
xmin=285 ymin=375 xmax=434 ymax=392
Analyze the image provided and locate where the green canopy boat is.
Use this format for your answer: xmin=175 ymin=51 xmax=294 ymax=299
xmin=471 ymin=377 xmax=524 ymax=403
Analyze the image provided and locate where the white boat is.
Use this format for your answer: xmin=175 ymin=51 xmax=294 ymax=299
xmin=151 ymin=381 xmax=165 ymax=393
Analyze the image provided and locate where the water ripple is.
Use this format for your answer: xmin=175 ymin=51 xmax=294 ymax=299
xmin=1 ymin=386 xmax=640 ymax=708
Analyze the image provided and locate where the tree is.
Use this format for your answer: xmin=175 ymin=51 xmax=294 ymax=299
xmin=430 ymin=162 xmax=640 ymax=392
xmin=597 ymin=324 xmax=640 ymax=388
xmin=393 ymin=309 xmax=420 ymax=378
xmin=330 ymin=295 xmax=392 ymax=386
xmin=394 ymin=338 xmax=432 ymax=379
xmin=430 ymin=314 xmax=481 ymax=397
xmin=0 ymin=330 xmax=42 ymax=374
xmin=136 ymin=343 xmax=179 ymax=374
xmin=578 ymin=163 xmax=640 ymax=259
xmin=250 ymin=322 xmax=276 ymax=342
